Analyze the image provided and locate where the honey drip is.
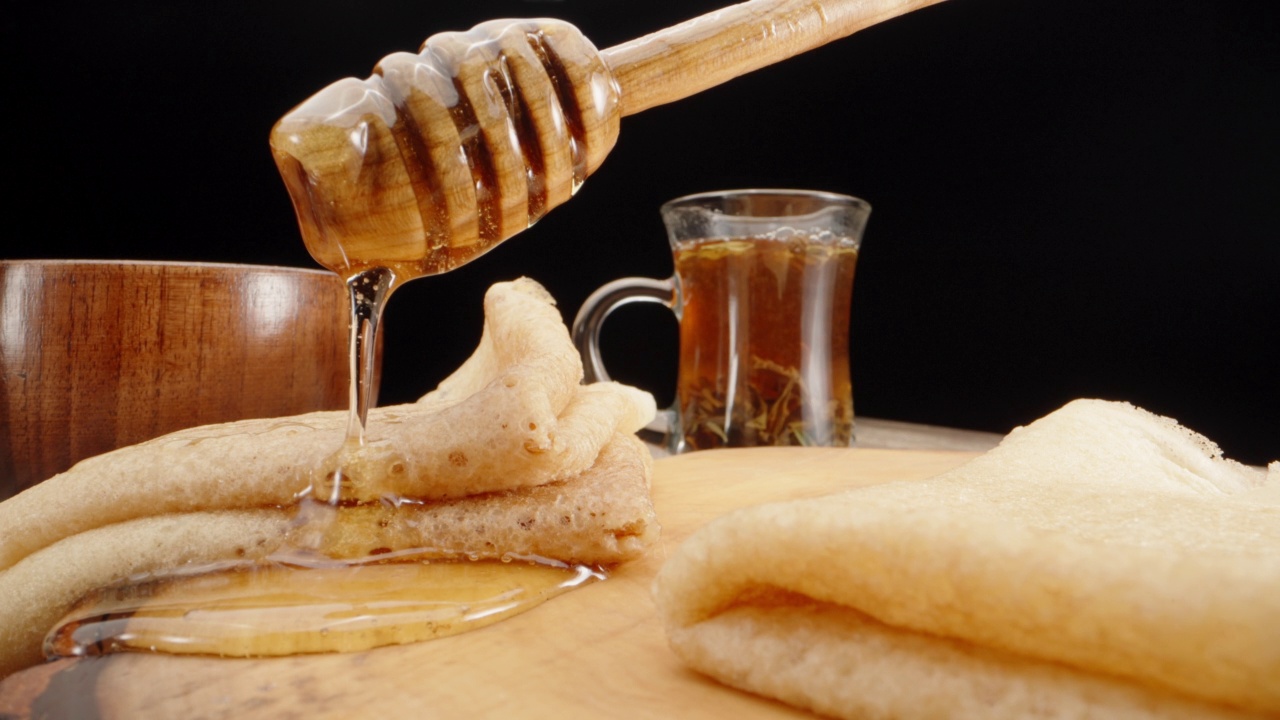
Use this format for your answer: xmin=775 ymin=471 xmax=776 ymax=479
xmin=343 ymin=267 xmax=394 ymax=439
xmin=44 ymin=557 xmax=603 ymax=659
xmin=41 ymin=20 xmax=624 ymax=667
xmin=40 ymin=258 xmax=588 ymax=662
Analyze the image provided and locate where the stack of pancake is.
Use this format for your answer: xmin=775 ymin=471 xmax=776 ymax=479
xmin=0 ymin=278 xmax=659 ymax=678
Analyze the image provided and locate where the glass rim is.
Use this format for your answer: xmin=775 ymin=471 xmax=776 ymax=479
xmin=660 ymin=188 xmax=871 ymax=216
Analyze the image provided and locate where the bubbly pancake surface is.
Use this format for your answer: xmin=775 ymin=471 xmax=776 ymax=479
xmin=654 ymin=400 xmax=1279 ymax=719
xmin=0 ymin=278 xmax=659 ymax=678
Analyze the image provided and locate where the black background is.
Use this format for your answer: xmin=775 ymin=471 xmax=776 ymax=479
xmin=7 ymin=0 xmax=1277 ymax=464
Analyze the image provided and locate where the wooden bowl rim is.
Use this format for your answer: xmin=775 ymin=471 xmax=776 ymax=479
xmin=0 ymin=259 xmax=333 ymax=277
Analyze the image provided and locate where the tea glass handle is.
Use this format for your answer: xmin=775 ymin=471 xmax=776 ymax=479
xmin=572 ymin=276 xmax=677 ymax=445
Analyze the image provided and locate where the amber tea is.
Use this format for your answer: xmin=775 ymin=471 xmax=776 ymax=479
xmin=673 ymin=236 xmax=857 ymax=451
xmin=574 ymin=189 xmax=869 ymax=454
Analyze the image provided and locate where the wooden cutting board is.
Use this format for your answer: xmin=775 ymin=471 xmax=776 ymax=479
xmin=0 ymin=447 xmax=978 ymax=719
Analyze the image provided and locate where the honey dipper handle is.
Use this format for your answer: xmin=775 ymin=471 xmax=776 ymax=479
xmin=602 ymin=0 xmax=945 ymax=116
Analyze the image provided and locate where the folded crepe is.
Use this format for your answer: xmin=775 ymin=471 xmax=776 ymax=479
xmin=654 ymin=400 xmax=1279 ymax=719
xmin=0 ymin=277 xmax=659 ymax=679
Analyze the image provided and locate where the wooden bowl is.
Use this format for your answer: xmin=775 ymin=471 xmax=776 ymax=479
xmin=0 ymin=260 xmax=363 ymax=498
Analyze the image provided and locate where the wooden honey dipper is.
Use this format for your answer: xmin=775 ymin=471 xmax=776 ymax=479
xmin=270 ymin=0 xmax=945 ymax=280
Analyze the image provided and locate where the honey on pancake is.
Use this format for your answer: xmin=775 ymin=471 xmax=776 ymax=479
xmin=38 ymin=374 xmax=612 ymax=661
xmin=39 ymin=29 xmax=608 ymax=663
xmin=44 ymin=555 xmax=602 ymax=659
xmin=44 ymin=481 xmax=610 ymax=660
xmin=39 ymin=272 xmax=616 ymax=662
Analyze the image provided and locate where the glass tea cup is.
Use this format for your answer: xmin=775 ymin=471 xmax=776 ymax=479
xmin=573 ymin=189 xmax=870 ymax=454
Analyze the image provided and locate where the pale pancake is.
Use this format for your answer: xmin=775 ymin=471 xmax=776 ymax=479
xmin=0 ymin=433 xmax=655 ymax=679
xmin=654 ymin=399 xmax=1280 ymax=718
xmin=0 ymin=277 xmax=659 ymax=678
xmin=0 ymin=278 xmax=656 ymax=573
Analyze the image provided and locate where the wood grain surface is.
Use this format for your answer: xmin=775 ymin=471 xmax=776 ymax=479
xmin=0 ymin=261 xmax=354 ymax=498
xmin=0 ymin=446 xmax=978 ymax=719
xmin=604 ymin=0 xmax=946 ymax=116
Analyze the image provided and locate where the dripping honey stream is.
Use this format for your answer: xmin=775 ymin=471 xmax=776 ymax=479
xmin=39 ymin=258 xmax=608 ymax=661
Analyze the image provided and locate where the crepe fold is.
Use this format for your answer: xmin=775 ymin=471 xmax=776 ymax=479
xmin=0 ymin=277 xmax=659 ymax=678
xmin=654 ymin=400 xmax=1279 ymax=719
xmin=0 ymin=277 xmax=655 ymax=573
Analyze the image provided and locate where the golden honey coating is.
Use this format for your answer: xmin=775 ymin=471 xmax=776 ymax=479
xmin=0 ymin=279 xmax=660 ymax=678
xmin=0 ymin=433 xmax=655 ymax=678
xmin=270 ymin=19 xmax=621 ymax=277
